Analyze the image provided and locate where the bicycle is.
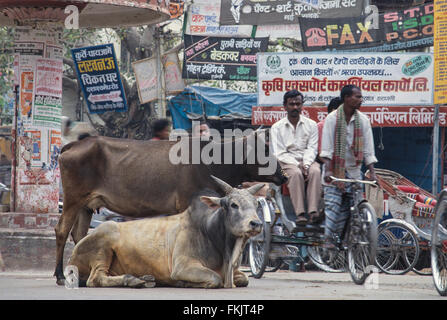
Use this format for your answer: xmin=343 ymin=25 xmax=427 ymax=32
xmin=248 ymin=176 xmax=378 ymax=285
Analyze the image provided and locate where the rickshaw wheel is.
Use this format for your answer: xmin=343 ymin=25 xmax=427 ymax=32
xmin=431 ymin=191 xmax=447 ymax=296
xmin=375 ymin=221 xmax=420 ymax=275
xmin=348 ymin=202 xmax=378 ymax=285
xmin=307 ymin=246 xmax=346 ymax=273
xmin=248 ymin=221 xmax=271 ymax=279
xmin=248 ymin=201 xmax=272 ymax=279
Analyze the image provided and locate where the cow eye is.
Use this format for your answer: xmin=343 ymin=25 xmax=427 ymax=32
xmin=231 ymin=203 xmax=239 ymax=209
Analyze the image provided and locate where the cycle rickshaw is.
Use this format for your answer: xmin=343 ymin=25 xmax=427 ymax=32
xmin=248 ymin=175 xmax=378 ymax=285
xmin=373 ymin=169 xmax=436 ymax=276
xmin=431 ymin=190 xmax=447 ymax=296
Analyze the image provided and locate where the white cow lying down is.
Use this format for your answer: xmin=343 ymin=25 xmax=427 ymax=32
xmin=67 ymin=177 xmax=264 ymax=288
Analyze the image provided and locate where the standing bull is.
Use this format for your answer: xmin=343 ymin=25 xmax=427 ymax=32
xmin=55 ymin=131 xmax=286 ymax=284
xmin=67 ymin=177 xmax=264 ymax=288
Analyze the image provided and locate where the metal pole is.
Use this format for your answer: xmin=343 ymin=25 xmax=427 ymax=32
xmin=155 ymin=27 xmax=166 ymax=118
xmin=433 ymin=104 xmax=440 ymax=195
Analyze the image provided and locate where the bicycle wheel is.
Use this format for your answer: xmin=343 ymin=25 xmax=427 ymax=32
xmin=248 ymin=201 xmax=272 ymax=279
xmin=307 ymin=245 xmax=346 ymax=273
xmin=348 ymin=202 xmax=378 ymax=285
xmin=431 ymin=191 xmax=447 ymax=296
xmin=412 ymin=245 xmax=431 ymax=276
xmin=265 ymin=259 xmax=283 ymax=272
xmin=375 ymin=221 xmax=420 ymax=275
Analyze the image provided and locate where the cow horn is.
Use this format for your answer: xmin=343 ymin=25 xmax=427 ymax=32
xmin=246 ymin=183 xmax=265 ymax=196
xmin=211 ymin=176 xmax=233 ymax=195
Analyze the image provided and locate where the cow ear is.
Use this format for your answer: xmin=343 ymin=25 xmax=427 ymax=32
xmin=200 ymin=196 xmax=222 ymax=209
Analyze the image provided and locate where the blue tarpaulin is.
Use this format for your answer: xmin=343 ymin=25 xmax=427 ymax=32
xmin=168 ymin=86 xmax=256 ymax=129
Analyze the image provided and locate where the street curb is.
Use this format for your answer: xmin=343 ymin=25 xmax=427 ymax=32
xmin=0 ymin=228 xmax=74 ymax=272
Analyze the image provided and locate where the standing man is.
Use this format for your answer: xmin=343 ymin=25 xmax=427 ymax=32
xmin=271 ymin=90 xmax=321 ymax=225
xmin=320 ymin=85 xmax=378 ymax=246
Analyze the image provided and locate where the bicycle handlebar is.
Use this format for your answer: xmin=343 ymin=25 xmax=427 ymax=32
xmin=329 ymin=176 xmax=377 ymax=186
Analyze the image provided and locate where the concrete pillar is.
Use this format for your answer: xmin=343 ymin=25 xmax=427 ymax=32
xmin=12 ymin=22 xmax=63 ymax=214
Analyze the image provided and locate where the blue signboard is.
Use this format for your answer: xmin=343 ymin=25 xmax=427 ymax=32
xmin=71 ymin=44 xmax=127 ymax=114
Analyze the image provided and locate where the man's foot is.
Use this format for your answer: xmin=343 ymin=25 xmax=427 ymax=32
xmin=309 ymin=211 xmax=320 ymax=224
xmin=295 ymin=214 xmax=308 ymax=225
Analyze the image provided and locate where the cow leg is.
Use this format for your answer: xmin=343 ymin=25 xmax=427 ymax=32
xmin=54 ymin=203 xmax=84 ymax=285
xmin=71 ymin=209 xmax=93 ymax=244
xmin=171 ymin=257 xmax=223 ymax=288
xmin=87 ymin=268 xmax=155 ymax=288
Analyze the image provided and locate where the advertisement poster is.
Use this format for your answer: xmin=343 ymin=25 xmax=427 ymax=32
xmin=183 ymin=35 xmax=268 ymax=81
xmin=14 ymin=26 xmax=62 ymax=57
xmin=26 ymin=130 xmax=41 ymax=163
xmin=169 ymin=0 xmax=184 ymax=19
xmin=71 ymin=44 xmax=127 ymax=114
xmin=252 ymin=106 xmax=447 ymax=127
xmin=19 ymin=56 xmax=35 ymax=128
xmin=48 ymin=130 xmax=61 ymax=171
xmin=257 ymin=52 xmax=433 ymax=106
xmin=219 ymin=0 xmax=365 ymax=25
xmin=132 ymin=57 xmax=158 ymax=104
xmin=434 ymin=0 xmax=447 ymax=105
xmin=45 ymin=44 xmax=64 ymax=60
xmin=162 ymin=52 xmax=185 ymax=94
xmin=300 ymin=2 xmax=433 ymax=52
xmin=185 ymin=0 xmax=253 ymax=37
xmin=256 ymin=24 xmax=301 ymax=39
xmin=33 ymin=58 xmax=63 ymax=129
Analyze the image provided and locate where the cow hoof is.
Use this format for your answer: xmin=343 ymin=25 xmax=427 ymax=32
xmin=140 ymin=275 xmax=156 ymax=288
xmin=56 ymin=278 xmax=66 ymax=286
xmin=123 ymin=274 xmax=146 ymax=288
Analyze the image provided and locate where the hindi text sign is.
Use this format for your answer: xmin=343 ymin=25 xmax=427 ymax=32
xmin=257 ymin=52 xmax=433 ymax=106
xmin=183 ymin=35 xmax=268 ymax=81
xmin=252 ymin=106 xmax=447 ymax=127
xmin=71 ymin=44 xmax=127 ymax=114
xmin=220 ymin=0 xmax=365 ymax=25
xmin=300 ymin=2 xmax=433 ymax=52
xmin=434 ymin=0 xmax=447 ymax=105
xmin=132 ymin=57 xmax=158 ymax=104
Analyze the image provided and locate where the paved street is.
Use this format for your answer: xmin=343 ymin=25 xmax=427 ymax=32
xmin=0 ymin=269 xmax=443 ymax=300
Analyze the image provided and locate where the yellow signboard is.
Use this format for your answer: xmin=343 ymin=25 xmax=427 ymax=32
xmin=434 ymin=0 xmax=447 ymax=104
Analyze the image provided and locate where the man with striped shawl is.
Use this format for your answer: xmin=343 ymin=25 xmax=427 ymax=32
xmin=319 ymin=85 xmax=378 ymax=247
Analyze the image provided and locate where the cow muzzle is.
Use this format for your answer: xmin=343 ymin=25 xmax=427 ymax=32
xmin=248 ymin=220 xmax=262 ymax=236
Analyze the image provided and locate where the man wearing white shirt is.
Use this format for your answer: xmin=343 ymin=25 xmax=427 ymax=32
xmin=271 ymin=90 xmax=321 ymax=225
xmin=320 ymin=85 xmax=378 ymax=246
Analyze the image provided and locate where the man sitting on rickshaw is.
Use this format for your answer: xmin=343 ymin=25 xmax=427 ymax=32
xmin=270 ymin=90 xmax=321 ymax=226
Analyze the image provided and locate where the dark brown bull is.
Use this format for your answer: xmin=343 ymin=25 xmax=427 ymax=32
xmin=55 ymin=131 xmax=286 ymax=284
